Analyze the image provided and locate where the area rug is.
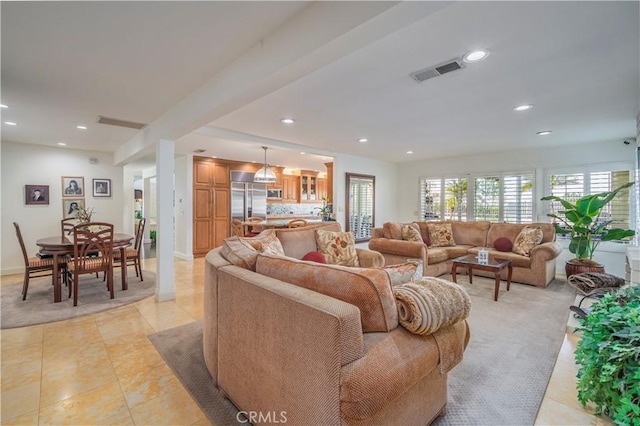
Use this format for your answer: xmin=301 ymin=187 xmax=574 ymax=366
xmin=1 ymin=271 xmax=155 ymax=329
xmin=150 ymin=275 xmax=575 ymax=426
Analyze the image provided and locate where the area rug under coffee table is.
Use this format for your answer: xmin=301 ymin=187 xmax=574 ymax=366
xmin=150 ymin=275 xmax=575 ymax=425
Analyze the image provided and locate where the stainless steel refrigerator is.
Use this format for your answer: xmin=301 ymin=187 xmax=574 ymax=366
xmin=231 ymin=171 xmax=267 ymax=222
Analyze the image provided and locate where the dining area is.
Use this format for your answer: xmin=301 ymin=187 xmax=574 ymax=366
xmin=3 ymin=218 xmax=151 ymax=328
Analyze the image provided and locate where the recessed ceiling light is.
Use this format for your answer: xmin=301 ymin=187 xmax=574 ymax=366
xmin=210 ymin=156 xmax=217 ymax=159
xmin=300 ymin=152 xmax=306 ymax=155
xmin=0 ymin=104 xmax=8 ymax=109
xmin=513 ymin=104 xmax=534 ymax=112
xmin=406 ymin=150 xmax=414 ymax=154
xmin=463 ymin=49 xmax=490 ymax=63
xmin=5 ymin=121 xmax=16 ymax=126
xmin=280 ymin=118 xmax=295 ymax=124
xmin=77 ymin=125 xmax=87 ymax=130
xmin=358 ymin=138 xmax=368 ymax=143
xmin=536 ymin=130 xmax=552 ymax=136
xmin=57 ymin=142 xmax=67 ymax=146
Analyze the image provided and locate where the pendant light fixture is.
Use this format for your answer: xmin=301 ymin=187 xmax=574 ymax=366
xmin=254 ymin=146 xmax=277 ymax=183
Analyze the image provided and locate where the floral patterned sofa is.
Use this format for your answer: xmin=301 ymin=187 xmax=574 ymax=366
xmin=368 ymin=221 xmax=563 ymax=287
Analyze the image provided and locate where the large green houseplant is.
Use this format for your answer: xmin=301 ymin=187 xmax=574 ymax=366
xmin=541 ymin=182 xmax=635 ymax=273
xmin=574 ymin=286 xmax=640 ymax=425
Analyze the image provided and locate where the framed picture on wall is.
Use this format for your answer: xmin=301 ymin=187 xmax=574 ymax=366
xmin=62 ymin=176 xmax=84 ymax=197
xmin=25 ymin=185 xmax=49 ymax=205
xmin=63 ymin=198 xmax=84 ymax=219
xmin=93 ymin=178 xmax=111 ymax=197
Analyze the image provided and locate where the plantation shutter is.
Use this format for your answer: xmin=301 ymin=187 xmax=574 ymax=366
xmin=444 ymin=178 xmax=467 ymax=221
xmin=349 ymin=177 xmax=374 ymax=240
xmin=474 ymin=176 xmax=500 ymax=222
xmin=420 ymin=178 xmax=443 ymax=220
xmin=547 ymin=172 xmax=585 ymax=227
xmin=589 ymin=170 xmax=631 ymax=229
xmin=503 ymin=173 xmax=533 ymax=223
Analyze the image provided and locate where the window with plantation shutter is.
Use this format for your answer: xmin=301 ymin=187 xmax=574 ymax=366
xmin=444 ymin=178 xmax=467 ymax=221
xmin=545 ymin=166 xmax=633 ymax=233
xmin=474 ymin=176 xmax=500 ymax=222
xmin=420 ymin=179 xmax=443 ymax=220
xmin=346 ymin=174 xmax=375 ymax=242
xmin=503 ymin=173 xmax=533 ymax=223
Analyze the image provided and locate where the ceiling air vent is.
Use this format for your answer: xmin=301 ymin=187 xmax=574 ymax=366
xmin=410 ymin=57 xmax=466 ymax=82
xmin=97 ymin=116 xmax=147 ymax=130
xmin=193 ymin=149 xmax=206 ymax=154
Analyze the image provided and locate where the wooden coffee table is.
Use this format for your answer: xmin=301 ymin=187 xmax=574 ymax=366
xmin=451 ymin=254 xmax=513 ymax=301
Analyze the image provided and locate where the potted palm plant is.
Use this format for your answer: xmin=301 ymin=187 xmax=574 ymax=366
xmin=541 ymin=181 xmax=635 ymax=276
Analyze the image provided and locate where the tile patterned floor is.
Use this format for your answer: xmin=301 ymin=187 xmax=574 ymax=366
xmin=1 ymin=257 xmax=614 ymax=425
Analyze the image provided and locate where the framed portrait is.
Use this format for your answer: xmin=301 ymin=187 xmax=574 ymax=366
xmin=62 ymin=176 xmax=84 ymax=197
xmin=25 ymin=185 xmax=49 ymax=205
xmin=63 ymin=198 xmax=84 ymax=219
xmin=93 ymin=178 xmax=111 ymax=197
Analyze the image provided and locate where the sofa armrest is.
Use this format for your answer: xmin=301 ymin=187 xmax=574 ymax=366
xmin=356 ymin=248 xmax=385 ymax=267
xmin=368 ymin=238 xmax=426 ymax=259
xmin=216 ymin=267 xmax=365 ymax=424
xmin=530 ymin=241 xmax=563 ymax=261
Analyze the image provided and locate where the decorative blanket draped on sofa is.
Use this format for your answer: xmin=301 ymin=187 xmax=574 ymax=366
xmin=369 ymin=221 xmax=563 ymax=287
xmin=204 ymin=222 xmax=470 ymax=425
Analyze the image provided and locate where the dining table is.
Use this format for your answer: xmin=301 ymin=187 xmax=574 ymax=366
xmin=36 ymin=233 xmax=134 ymax=303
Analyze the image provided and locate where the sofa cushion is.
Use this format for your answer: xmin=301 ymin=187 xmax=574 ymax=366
xmin=428 ymin=223 xmax=456 ymax=247
xmin=401 ymin=224 xmax=422 ymax=242
xmin=302 ymin=251 xmax=326 ymax=263
xmin=256 ymin=254 xmax=398 ymax=332
xmin=512 ymin=226 xmax=543 ymax=257
xmin=487 ymin=222 xmax=556 ymax=246
xmin=493 ymin=237 xmax=513 ymax=252
xmin=380 ymin=262 xmax=418 ymax=286
xmin=382 ymin=222 xmax=403 ymax=240
xmin=275 ymin=222 xmax=341 ymax=259
xmin=427 ymin=247 xmax=450 ymax=264
xmin=315 ymin=229 xmax=360 ymax=267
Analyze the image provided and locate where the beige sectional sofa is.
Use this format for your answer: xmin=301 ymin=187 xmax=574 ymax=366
xmin=204 ymin=222 xmax=470 ymax=425
xmin=369 ymin=221 xmax=562 ymax=287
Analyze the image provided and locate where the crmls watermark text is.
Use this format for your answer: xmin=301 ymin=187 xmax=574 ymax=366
xmin=237 ymin=411 xmax=288 ymax=424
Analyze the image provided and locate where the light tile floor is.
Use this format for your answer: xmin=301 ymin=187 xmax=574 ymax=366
xmin=1 ymin=257 xmax=613 ymax=425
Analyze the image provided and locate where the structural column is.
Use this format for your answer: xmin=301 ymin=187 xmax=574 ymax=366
xmin=155 ymin=138 xmax=176 ymax=302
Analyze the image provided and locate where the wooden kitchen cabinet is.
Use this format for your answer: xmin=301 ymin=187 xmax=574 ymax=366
xmin=300 ymin=171 xmax=319 ymax=202
xmin=193 ymin=157 xmax=231 ymax=256
xmin=282 ymin=175 xmax=299 ymax=203
xmin=317 ymin=178 xmax=328 ymax=202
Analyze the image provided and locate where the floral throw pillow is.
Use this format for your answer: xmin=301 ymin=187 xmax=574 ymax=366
xmin=246 ymin=229 xmax=285 ymax=256
xmin=427 ymin=223 xmax=456 ymax=247
xmin=401 ymin=224 xmax=423 ymax=242
xmin=381 ymin=261 xmax=420 ymax=286
xmin=512 ymin=226 xmax=543 ymax=257
xmin=315 ymin=230 xmax=360 ymax=267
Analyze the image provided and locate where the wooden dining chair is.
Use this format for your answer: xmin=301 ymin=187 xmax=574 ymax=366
xmin=245 ymin=216 xmax=264 ymax=237
xmin=231 ymin=219 xmax=245 ymax=237
xmin=14 ymin=222 xmax=68 ymax=301
xmin=68 ymin=222 xmax=114 ymax=306
xmin=112 ymin=217 xmax=146 ymax=281
xmin=288 ymin=219 xmax=307 ymax=228
xmin=61 ymin=217 xmax=78 ymax=236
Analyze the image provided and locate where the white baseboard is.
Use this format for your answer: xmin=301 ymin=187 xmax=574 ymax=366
xmin=173 ymin=251 xmax=194 ymax=261
xmin=155 ymin=290 xmax=176 ymax=302
xmin=1 ymin=267 xmax=24 ymax=276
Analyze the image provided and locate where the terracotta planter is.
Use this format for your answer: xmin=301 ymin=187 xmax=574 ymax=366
xmin=565 ymin=259 xmax=605 ymax=277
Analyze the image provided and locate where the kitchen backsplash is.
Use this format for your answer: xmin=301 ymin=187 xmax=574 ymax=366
xmin=267 ymin=203 xmax=324 ymax=216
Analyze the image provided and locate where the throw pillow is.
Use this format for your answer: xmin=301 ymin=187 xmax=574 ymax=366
xmin=422 ymin=235 xmax=431 ymax=246
xmin=315 ymin=230 xmax=360 ymax=267
xmin=427 ymin=223 xmax=456 ymax=247
xmin=493 ymin=237 xmax=513 ymax=252
xmin=401 ymin=224 xmax=422 ymax=242
xmin=250 ymin=229 xmax=285 ymax=256
xmin=381 ymin=262 xmax=418 ymax=286
xmin=301 ymin=251 xmax=326 ymax=264
xmin=219 ymin=229 xmax=285 ymax=271
xmin=512 ymin=226 xmax=543 ymax=257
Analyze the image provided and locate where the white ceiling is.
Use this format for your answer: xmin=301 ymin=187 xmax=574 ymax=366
xmin=2 ymin=1 xmax=638 ymax=173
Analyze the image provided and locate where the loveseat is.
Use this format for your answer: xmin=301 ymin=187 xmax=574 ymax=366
xmin=369 ymin=221 xmax=562 ymax=287
xmin=204 ymin=222 xmax=470 ymax=425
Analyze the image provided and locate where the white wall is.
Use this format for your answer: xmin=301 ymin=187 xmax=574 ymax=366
xmin=1 ymin=141 xmax=126 ymax=274
xmin=332 ymin=153 xmax=398 ymax=230
xmin=397 ymin=140 xmax=636 ymax=277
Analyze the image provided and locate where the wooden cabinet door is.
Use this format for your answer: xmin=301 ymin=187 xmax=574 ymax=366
xmin=193 ymin=187 xmax=212 ymax=255
xmin=212 ymin=187 xmax=230 ymax=248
